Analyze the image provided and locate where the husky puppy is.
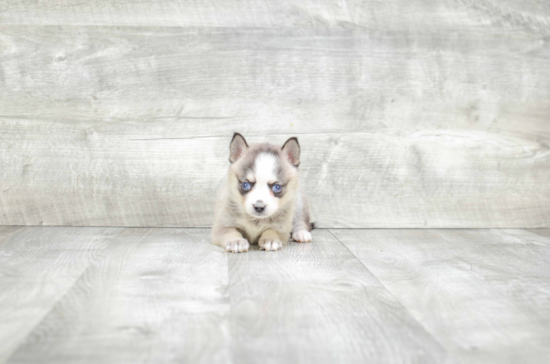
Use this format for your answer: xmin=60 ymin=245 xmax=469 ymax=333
xmin=211 ymin=133 xmax=315 ymax=253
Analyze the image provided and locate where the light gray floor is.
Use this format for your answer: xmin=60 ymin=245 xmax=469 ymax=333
xmin=0 ymin=227 xmax=549 ymax=364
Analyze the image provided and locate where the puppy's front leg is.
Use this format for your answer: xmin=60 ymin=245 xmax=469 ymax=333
xmin=259 ymin=230 xmax=288 ymax=251
xmin=211 ymin=227 xmax=249 ymax=253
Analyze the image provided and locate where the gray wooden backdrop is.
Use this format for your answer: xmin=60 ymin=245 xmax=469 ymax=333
xmin=1 ymin=1 xmax=549 ymax=228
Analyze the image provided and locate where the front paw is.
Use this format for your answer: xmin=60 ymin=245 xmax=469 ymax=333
xmin=292 ymin=230 xmax=312 ymax=243
xmin=225 ymin=239 xmax=250 ymax=253
xmin=259 ymin=238 xmax=282 ymax=251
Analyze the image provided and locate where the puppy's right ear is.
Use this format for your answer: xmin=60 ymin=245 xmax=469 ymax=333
xmin=229 ymin=133 xmax=248 ymax=163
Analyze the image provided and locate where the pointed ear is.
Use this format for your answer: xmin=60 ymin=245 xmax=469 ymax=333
xmin=281 ymin=137 xmax=300 ymax=167
xmin=229 ymin=133 xmax=248 ymax=163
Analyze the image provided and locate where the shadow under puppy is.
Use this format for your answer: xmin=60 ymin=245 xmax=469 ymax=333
xmin=211 ymin=133 xmax=315 ymax=253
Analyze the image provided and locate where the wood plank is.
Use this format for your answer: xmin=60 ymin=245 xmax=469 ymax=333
xmin=331 ymin=229 xmax=550 ymax=364
xmin=484 ymin=229 xmax=550 ymax=248
xmin=0 ymin=226 xmax=22 ymax=245
xmin=1 ymin=25 xmax=549 ymax=228
xmin=0 ymin=226 xmax=121 ymax=363
xmin=2 ymin=0 xmax=549 ymax=32
xmin=525 ymin=229 xmax=550 ymax=244
xmin=227 ymin=229 xmax=448 ymax=363
xmin=1 ymin=26 xmax=549 ymax=130
xmin=1 ymin=129 xmax=549 ymax=228
xmin=5 ymin=228 xmax=230 ymax=364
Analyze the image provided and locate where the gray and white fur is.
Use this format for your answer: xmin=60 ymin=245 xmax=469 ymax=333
xmin=211 ymin=133 xmax=315 ymax=253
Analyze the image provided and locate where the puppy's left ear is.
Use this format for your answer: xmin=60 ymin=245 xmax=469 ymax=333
xmin=281 ymin=137 xmax=300 ymax=167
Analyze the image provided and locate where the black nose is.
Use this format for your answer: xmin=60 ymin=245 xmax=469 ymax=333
xmin=253 ymin=200 xmax=266 ymax=213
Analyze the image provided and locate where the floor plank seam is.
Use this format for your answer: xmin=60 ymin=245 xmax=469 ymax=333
xmin=326 ymin=229 xmax=453 ymax=360
xmin=2 ymin=227 xmax=126 ymax=364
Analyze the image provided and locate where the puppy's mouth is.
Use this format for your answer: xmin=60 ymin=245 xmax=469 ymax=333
xmin=248 ymin=209 xmax=271 ymax=219
xmin=252 ymin=211 xmax=269 ymax=219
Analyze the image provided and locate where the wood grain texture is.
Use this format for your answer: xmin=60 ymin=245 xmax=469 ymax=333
xmin=3 ymin=227 xmax=550 ymax=363
xmin=5 ymin=228 xmax=230 ymax=364
xmin=1 ymin=26 xmax=549 ymax=127
xmin=1 ymin=128 xmax=549 ymax=228
xmin=525 ymin=229 xmax=550 ymax=243
xmin=0 ymin=226 xmax=121 ymax=363
xmin=227 ymin=229 xmax=448 ymax=364
xmin=0 ymin=0 xmax=549 ymax=35
xmin=0 ymin=226 xmax=21 ymax=246
xmin=0 ymin=18 xmax=549 ymax=228
xmin=331 ymin=228 xmax=550 ymax=364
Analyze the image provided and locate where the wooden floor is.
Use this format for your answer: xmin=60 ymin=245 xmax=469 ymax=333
xmin=0 ymin=227 xmax=549 ymax=364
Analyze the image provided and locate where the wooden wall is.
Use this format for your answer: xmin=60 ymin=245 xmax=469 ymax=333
xmin=0 ymin=1 xmax=549 ymax=228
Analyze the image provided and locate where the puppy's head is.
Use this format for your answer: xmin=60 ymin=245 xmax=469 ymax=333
xmin=228 ymin=133 xmax=300 ymax=219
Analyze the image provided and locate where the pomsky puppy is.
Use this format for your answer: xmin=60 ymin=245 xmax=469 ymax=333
xmin=211 ymin=133 xmax=315 ymax=253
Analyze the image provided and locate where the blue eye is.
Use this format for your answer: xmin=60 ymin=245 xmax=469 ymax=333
xmin=241 ymin=182 xmax=251 ymax=191
xmin=272 ymin=184 xmax=282 ymax=193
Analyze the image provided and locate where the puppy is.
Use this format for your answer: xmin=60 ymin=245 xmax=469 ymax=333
xmin=211 ymin=133 xmax=315 ymax=253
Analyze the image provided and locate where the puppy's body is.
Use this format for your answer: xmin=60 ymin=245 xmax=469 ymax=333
xmin=211 ymin=134 xmax=314 ymax=252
